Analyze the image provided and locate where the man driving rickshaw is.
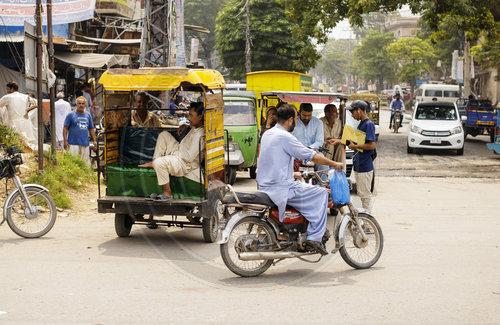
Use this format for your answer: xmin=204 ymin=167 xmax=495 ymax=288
xmin=96 ymin=67 xmax=226 ymax=242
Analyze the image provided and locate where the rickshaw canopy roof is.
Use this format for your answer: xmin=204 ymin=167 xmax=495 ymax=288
xmin=350 ymin=93 xmax=380 ymax=101
xmin=261 ymin=91 xmax=348 ymax=104
xmin=99 ymin=67 xmax=226 ymax=91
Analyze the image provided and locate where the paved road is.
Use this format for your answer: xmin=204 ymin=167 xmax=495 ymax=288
xmin=376 ymin=108 xmax=500 ymax=178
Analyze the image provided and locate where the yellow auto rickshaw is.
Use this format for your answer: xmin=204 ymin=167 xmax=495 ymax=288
xmin=349 ymin=93 xmax=380 ymax=140
xmin=96 ymin=67 xmax=226 ymax=242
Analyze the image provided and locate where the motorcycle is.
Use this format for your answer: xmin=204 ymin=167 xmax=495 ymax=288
xmin=218 ymin=172 xmax=383 ymax=277
xmin=0 ymin=145 xmax=57 ymax=238
xmin=393 ymin=110 xmax=402 ymax=133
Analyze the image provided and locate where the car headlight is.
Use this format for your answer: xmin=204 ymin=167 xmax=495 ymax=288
xmin=410 ymin=124 xmax=422 ymax=134
xmin=451 ymin=126 xmax=463 ymax=135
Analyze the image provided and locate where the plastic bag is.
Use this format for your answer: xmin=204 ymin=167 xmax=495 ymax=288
xmin=329 ymin=169 xmax=350 ymax=204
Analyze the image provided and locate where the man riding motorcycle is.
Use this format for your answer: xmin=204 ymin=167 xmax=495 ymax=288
xmin=257 ymin=104 xmax=343 ymax=255
xmin=389 ymin=92 xmax=405 ymax=129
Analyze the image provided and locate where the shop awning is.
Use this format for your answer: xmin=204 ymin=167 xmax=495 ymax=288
xmin=54 ymin=52 xmax=130 ymax=68
xmin=76 ymin=35 xmax=141 ymax=44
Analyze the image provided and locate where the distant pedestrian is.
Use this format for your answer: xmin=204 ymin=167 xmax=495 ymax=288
xmin=347 ymin=100 xmax=376 ymax=212
xmin=55 ymin=92 xmax=71 ymax=149
xmin=0 ymin=81 xmax=37 ymax=147
xmin=389 ymin=93 xmax=405 ymax=129
xmin=63 ymin=96 xmax=96 ymax=163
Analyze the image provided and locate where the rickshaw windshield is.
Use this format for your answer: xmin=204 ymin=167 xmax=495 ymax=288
xmin=223 ymin=101 xmax=256 ymax=126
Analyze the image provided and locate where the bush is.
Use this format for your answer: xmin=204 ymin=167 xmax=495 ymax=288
xmin=27 ymin=152 xmax=96 ymax=208
xmin=0 ymin=123 xmax=24 ymax=151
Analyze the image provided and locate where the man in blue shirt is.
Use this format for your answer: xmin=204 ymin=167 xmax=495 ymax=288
xmin=63 ymin=96 xmax=97 ymax=163
xmin=389 ymin=92 xmax=405 ymax=129
xmin=257 ymin=104 xmax=343 ymax=255
xmin=291 ymin=103 xmax=324 ymax=149
xmin=347 ymin=100 xmax=376 ymax=212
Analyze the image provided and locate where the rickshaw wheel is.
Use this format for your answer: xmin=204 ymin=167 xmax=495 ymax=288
xmin=115 ymin=214 xmax=134 ymax=237
xmin=202 ymin=191 xmax=224 ymax=243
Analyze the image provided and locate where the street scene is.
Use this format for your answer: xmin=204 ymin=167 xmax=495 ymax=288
xmin=0 ymin=0 xmax=499 ymax=324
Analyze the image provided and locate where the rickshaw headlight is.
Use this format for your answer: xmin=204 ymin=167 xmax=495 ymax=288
xmin=228 ymin=142 xmax=239 ymax=152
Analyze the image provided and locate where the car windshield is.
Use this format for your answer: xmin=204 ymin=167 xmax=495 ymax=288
xmin=415 ymin=105 xmax=457 ymax=120
xmin=444 ymin=90 xmax=459 ymax=97
xmin=425 ymin=90 xmax=442 ymax=97
xmin=223 ymin=101 xmax=256 ymax=125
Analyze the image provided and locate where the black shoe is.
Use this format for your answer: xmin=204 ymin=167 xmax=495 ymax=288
xmin=389 ymin=125 xmax=392 ymax=129
xmin=322 ymin=229 xmax=331 ymax=244
xmin=305 ymin=240 xmax=329 ymax=255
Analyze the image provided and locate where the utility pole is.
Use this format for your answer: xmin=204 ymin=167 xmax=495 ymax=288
xmin=47 ymin=0 xmax=56 ymax=156
xmin=36 ymin=0 xmax=44 ymax=171
xmin=245 ymin=0 xmax=251 ymax=73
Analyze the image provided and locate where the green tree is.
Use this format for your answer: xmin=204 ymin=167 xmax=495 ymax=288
xmin=352 ymin=12 xmax=387 ymax=41
xmin=353 ymin=30 xmax=396 ymax=93
xmin=311 ymin=39 xmax=352 ymax=87
xmin=387 ymin=38 xmax=435 ymax=104
xmin=215 ymin=0 xmax=318 ymax=80
xmin=284 ymin=0 xmax=498 ymax=67
xmin=184 ymin=0 xmax=227 ymax=68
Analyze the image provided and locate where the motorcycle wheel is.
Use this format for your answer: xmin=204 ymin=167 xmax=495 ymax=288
xmin=339 ymin=213 xmax=383 ymax=269
xmin=220 ymin=217 xmax=276 ymax=277
xmin=6 ymin=186 xmax=57 ymax=238
xmin=393 ymin=122 xmax=399 ymax=133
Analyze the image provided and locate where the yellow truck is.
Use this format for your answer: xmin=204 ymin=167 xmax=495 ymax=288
xmin=246 ymin=70 xmax=313 ymax=126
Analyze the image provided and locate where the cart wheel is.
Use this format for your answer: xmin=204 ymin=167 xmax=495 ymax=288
xmin=115 ymin=213 xmax=134 ymax=237
xmin=202 ymin=191 xmax=223 ymax=243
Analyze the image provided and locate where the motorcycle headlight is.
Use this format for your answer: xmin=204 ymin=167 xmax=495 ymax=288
xmin=411 ymin=124 xmax=422 ymax=134
xmin=451 ymin=126 xmax=463 ymax=135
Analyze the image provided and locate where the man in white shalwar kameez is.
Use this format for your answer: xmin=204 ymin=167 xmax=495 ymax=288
xmin=139 ymin=103 xmax=204 ymax=200
xmin=54 ymin=92 xmax=72 ymax=149
xmin=0 ymin=81 xmax=37 ymax=148
xmin=257 ymin=104 xmax=343 ymax=255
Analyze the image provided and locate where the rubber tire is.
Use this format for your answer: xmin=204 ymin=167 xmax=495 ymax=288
xmin=6 ymin=187 xmax=57 ymax=238
xmin=490 ymin=131 xmax=495 ymax=143
xmin=457 ymin=146 xmax=464 ymax=155
xmin=220 ymin=217 xmax=276 ymax=277
xmin=249 ymin=166 xmax=257 ymax=179
xmin=329 ymin=208 xmax=339 ymax=216
xmin=202 ymin=191 xmax=223 ymax=243
xmin=407 ymin=144 xmax=414 ymax=154
xmin=393 ymin=123 xmax=399 ymax=133
xmin=226 ymin=166 xmax=237 ymax=185
xmin=115 ymin=213 xmax=134 ymax=237
xmin=370 ymin=170 xmax=375 ymax=193
xmin=339 ymin=213 xmax=384 ymax=269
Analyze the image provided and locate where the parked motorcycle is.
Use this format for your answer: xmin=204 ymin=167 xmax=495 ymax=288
xmin=218 ymin=172 xmax=383 ymax=277
xmin=0 ymin=145 xmax=57 ymax=238
xmin=393 ymin=110 xmax=402 ymax=133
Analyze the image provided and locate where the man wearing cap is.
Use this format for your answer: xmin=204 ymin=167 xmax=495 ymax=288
xmin=54 ymin=92 xmax=71 ymax=149
xmin=63 ymin=96 xmax=97 ymax=163
xmin=347 ymin=100 xmax=376 ymax=212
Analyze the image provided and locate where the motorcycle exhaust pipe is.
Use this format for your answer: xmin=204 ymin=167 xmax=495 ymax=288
xmin=238 ymin=251 xmax=317 ymax=261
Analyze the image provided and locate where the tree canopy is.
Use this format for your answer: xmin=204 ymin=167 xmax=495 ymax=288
xmin=353 ymin=30 xmax=396 ymax=93
xmin=387 ymin=38 xmax=434 ymax=92
xmin=215 ymin=0 xmax=318 ymax=80
xmin=184 ymin=0 xmax=227 ymax=67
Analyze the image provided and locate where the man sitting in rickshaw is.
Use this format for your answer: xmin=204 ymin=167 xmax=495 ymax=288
xmin=138 ymin=102 xmax=205 ymax=200
xmin=131 ymin=92 xmax=162 ymax=128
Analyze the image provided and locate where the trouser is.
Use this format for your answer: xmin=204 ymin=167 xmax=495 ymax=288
xmin=287 ymin=184 xmax=329 ymax=242
xmin=151 ymin=131 xmax=186 ymax=185
xmin=390 ymin=111 xmax=403 ymax=127
xmin=354 ymin=170 xmax=374 ymax=212
xmin=69 ymin=145 xmax=90 ymax=164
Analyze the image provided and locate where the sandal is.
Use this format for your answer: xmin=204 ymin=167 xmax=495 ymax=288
xmin=146 ymin=193 xmax=159 ymax=200
xmin=156 ymin=194 xmax=173 ymax=201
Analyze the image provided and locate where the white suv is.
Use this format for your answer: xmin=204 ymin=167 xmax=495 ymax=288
xmin=407 ymin=101 xmax=465 ymax=155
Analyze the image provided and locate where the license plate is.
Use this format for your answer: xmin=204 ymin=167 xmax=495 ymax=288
xmin=430 ymin=138 xmax=442 ymax=144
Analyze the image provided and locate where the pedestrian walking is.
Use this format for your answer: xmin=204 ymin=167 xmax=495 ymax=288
xmin=55 ymin=92 xmax=71 ymax=149
xmin=63 ymin=96 xmax=97 ymax=163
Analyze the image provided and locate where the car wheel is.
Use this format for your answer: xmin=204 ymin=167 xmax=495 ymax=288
xmin=457 ymin=146 xmax=464 ymax=155
xmin=407 ymin=144 xmax=414 ymax=154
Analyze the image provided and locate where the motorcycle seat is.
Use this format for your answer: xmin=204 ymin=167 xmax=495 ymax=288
xmin=222 ymin=191 xmax=277 ymax=208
